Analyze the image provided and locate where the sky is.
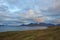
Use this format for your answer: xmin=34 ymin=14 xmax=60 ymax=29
xmin=0 ymin=0 xmax=60 ymax=25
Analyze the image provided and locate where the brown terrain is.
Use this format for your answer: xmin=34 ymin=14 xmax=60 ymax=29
xmin=0 ymin=26 xmax=60 ymax=40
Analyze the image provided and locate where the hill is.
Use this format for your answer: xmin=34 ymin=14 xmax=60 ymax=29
xmin=0 ymin=26 xmax=60 ymax=40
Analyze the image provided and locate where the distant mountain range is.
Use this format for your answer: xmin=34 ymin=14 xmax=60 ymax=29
xmin=0 ymin=23 xmax=60 ymax=27
xmin=20 ymin=23 xmax=60 ymax=27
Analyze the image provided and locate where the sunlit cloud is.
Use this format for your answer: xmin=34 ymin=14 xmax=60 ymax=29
xmin=0 ymin=0 xmax=60 ymax=25
xmin=32 ymin=17 xmax=46 ymax=23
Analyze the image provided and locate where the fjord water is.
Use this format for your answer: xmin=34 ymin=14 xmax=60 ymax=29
xmin=0 ymin=26 xmax=48 ymax=32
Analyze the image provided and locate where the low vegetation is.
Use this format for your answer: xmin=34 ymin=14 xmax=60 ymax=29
xmin=0 ymin=26 xmax=60 ymax=40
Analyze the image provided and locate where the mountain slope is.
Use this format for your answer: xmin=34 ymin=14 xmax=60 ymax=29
xmin=0 ymin=26 xmax=60 ymax=40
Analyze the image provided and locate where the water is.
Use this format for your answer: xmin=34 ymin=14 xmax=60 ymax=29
xmin=0 ymin=26 xmax=48 ymax=32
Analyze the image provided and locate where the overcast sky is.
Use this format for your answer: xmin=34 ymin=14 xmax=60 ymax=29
xmin=0 ymin=0 xmax=60 ymax=25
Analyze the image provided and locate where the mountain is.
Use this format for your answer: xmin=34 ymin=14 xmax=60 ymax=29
xmin=21 ymin=23 xmax=55 ymax=26
xmin=0 ymin=26 xmax=60 ymax=40
xmin=0 ymin=25 xmax=4 ymax=26
xmin=56 ymin=24 xmax=60 ymax=26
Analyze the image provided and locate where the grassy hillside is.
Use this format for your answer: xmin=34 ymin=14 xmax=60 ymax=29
xmin=0 ymin=26 xmax=60 ymax=40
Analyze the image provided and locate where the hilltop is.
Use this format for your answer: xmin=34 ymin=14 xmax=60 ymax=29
xmin=0 ymin=26 xmax=60 ymax=40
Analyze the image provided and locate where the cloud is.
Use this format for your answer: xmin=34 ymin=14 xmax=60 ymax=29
xmin=48 ymin=0 xmax=60 ymax=14
xmin=53 ymin=19 xmax=60 ymax=24
xmin=0 ymin=0 xmax=60 ymax=25
xmin=32 ymin=17 xmax=46 ymax=23
xmin=23 ymin=9 xmax=35 ymax=18
xmin=18 ymin=9 xmax=47 ymax=23
xmin=41 ymin=0 xmax=60 ymax=24
xmin=19 ymin=9 xmax=41 ymax=18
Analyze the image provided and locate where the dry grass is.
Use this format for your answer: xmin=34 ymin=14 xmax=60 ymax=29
xmin=0 ymin=26 xmax=60 ymax=40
